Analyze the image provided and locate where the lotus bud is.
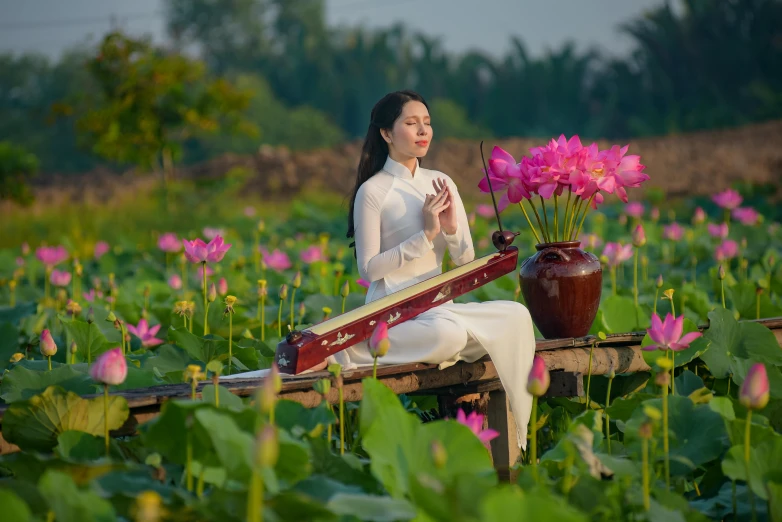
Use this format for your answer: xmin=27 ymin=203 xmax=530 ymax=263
xmin=56 ymin=288 xmax=68 ymax=303
xmin=8 ymin=279 xmax=16 ymax=291
xmin=618 ymin=214 xmax=627 ymax=226
xmin=292 ymin=271 xmax=302 ymax=289
xmin=718 ymin=264 xmax=726 ymax=280
xmin=739 ymin=363 xmax=769 ymax=410
xmin=106 ymin=311 xmax=117 ymax=323
xmin=258 ymin=378 xmax=277 ymax=415
xmin=134 ymin=490 xmax=162 ymax=522
xmin=279 ymin=284 xmax=288 ymax=300
xmin=86 ymin=307 xmax=95 ymax=324
xmin=607 ymin=362 xmax=616 ymax=380
xmin=642 ymin=405 xmax=662 ymax=421
xmin=268 ymin=363 xmax=282 ymax=394
xmin=740 ymin=237 xmax=747 ymax=249
xmin=10 ymin=352 xmax=24 ymax=363
xmin=207 ymin=283 xmax=217 ymax=303
xmin=66 ymin=299 xmax=82 ymax=316
xmin=692 ymin=207 xmax=706 ymax=225
xmin=257 ymin=220 xmax=265 ymax=233
xmin=70 ymin=340 xmax=78 ymax=355
xmin=641 ymin=255 xmax=649 ymax=269
xmin=40 ymin=329 xmax=57 ymax=357
xmin=217 ymin=277 xmax=228 ymax=296
xmin=655 ymin=275 xmax=664 ymax=289
xmin=242 ymin=328 xmax=255 ymax=339
xmin=369 ymin=321 xmax=390 ymax=358
xmin=431 ymin=440 xmax=448 ymax=469
xmin=514 ymin=286 xmax=521 ymax=300
xmin=298 ymin=301 xmax=306 ymax=318
xmin=662 ymin=289 xmax=675 ymax=301
xmin=756 ymin=286 xmax=764 ymax=296
xmin=254 ymin=424 xmax=279 ymax=468
xmin=21 ymin=242 xmax=30 ymax=255
xmin=650 ymin=207 xmax=660 ymax=222
xmin=75 ymin=263 xmax=83 ymax=277
xmin=632 ymin=224 xmax=647 ymax=248
xmin=143 ymin=284 xmax=150 ymax=298
xmin=526 ymin=356 xmax=550 ymax=397
xmin=313 ymin=378 xmax=331 ymax=396
xmin=340 ymin=280 xmax=350 ymax=298
xmin=90 ymin=347 xmax=128 ymax=385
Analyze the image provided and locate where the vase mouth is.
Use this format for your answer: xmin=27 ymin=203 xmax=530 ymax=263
xmin=534 ymin=240 xmax=582 ymax=251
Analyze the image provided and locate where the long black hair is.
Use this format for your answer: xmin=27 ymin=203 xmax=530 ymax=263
xmin=346 ymin=90 xmax=430 ymax=259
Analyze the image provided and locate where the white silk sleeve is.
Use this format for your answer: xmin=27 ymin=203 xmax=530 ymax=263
xmin=354 ymin=181 xmax=435 ymax=283
xmin=441 ymin=179 xmax=475 ymax=266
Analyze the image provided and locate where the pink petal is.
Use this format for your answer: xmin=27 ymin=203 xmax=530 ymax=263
xmin=647 ymin=314 xmax=665 ymax=345
xmin=478 ymin=429 xmax=500 ymax=444
xmin=147 ymin=324 xmax=161 ymax=337
xmin=137 ymin=319 xmax=149 ymax=338
xmin=126 ymin=324 xmax=138 ymax=337
xmin=670 ymin=315 xmax=684 ymax=345
xmin=144 ymin=338 xmax=164 ymax=347
xmin=491 ymin=146 xmax=516 ymax=165
xmin=678 ymin=331 xmax=702 ymax=346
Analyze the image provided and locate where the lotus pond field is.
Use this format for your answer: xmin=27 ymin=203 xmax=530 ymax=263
xmin=0 ymin=179 xmax=781 ymax=522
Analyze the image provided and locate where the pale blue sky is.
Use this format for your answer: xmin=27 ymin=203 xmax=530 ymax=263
xmin=0 ymin=0 xmax=671 ymax=60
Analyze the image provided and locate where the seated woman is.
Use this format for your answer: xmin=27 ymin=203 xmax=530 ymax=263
xmin=325 ymin=90 xmax=536 ymax=449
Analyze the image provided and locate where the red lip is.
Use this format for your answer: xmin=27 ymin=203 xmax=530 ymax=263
xmin=415 ymin=141 xmax=429 ymax=146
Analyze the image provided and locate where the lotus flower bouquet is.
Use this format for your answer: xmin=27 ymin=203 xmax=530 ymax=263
xmin=479 ymin=135 xmax=649 ymax=339
xmin=478 ymin=135 xmax=649 ymax=244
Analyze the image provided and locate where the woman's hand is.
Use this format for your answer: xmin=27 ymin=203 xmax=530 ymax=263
xmin=422 ymin=187 xmax=451 ymax=242
xmin=433 ymin=178 xmax=458 ymax=235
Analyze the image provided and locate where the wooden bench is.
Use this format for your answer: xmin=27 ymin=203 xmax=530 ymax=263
xmin=2 ymin=317 xmax=781 ymax=476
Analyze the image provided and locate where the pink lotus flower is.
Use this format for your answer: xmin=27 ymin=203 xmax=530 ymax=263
xmin=90 ymin=347 xmax=127 ymax=385
xmin=357 ymin=278 xmax=370 ymax=289
xmin=715 ymin=239 xmax=739 ymax=261
xmin=643 ymin=313 xmax=702 ymax=352
xmin=243 ymin=206 xmax=256 ymax=217
xmin=712 ymin=189 xmax=743 ymax=210
xmin=300 ymin=245 xmax=326 ymax=264
xmin=157 ymin=233 xmax=181 ymax=253
xmin=732 ymin=207 xmax=760 ymax=226
xmin=83 ymin=289 xmax=96 ymax=302
xmin=650 ymin=207 xmax=660 ymax=221
xmin=455 ymin=409 xmax=499 ymax=449
xmin=94 ymin=241 xmax=110 ymax=259
xmin=259 ymin=247 xmax=292 ymax=272
xmin=50 ymin=269 xmax=71 ymax=287
xmin=168 ymin=274 xmax=183 ymax=290
xmin=602 ymin=242 xmax=634 ymax=267
xmin=183 ymin=235 xmax=232 ymax=263
xmin=692 ymin=207 xmax=707 ymax=225
xmin=40 ymin=329 xmax=57 ymax=357
xmin=36 ymin=246 xmax=68 ymax=268
xmin=202 ymin=227 xmax=225 ymax=241
xmin=579 ymin=233 xmax=603 ymax=251
xmin=527 ymin=355 xmax=550 ymax=396
xmin=196 ymin=265 xmax=214 ymax=279
xmin=708 ymin=222 xmax=729 ymax=239
xmin=663 ymin=223 xmax=685 ymax=242
xmin=369 ymin=321 xmax=390 ymax=357
xmin=739 ymin=363 xmax=770 ymax=411
xmin=217 ymin=277 xmax=228 ymax=296
xmin=15 ymin=256 xmax=25 ymax=267
xmin=475 ymin=204 xmax=495 ymax=218
xmin=625 ymin=202 xmax=645 ymax=219
xmin=126 ymin=318 xmax=164 ymax=348
xmin=594 ymin=144 xmax=649 ymax=203
xmin=478 ymin=146 xmax=531 ymax=211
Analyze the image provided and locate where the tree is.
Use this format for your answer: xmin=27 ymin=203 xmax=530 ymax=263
xmin=74 ymin=31 xmax=256 ymax=209
xmin=0 ymin=141 xmax=38 ymax=205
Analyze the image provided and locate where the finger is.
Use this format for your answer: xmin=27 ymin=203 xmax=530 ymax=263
xmin=433 ymin=201 xmax=451 ymax=213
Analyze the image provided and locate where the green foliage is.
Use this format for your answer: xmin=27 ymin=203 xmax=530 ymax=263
xmin=0 ymin=141 xmax=38 ymax=205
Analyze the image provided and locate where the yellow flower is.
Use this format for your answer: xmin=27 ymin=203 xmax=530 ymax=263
xmin=184 ymin=364 xmax=205 ymax=382
xmin=133 ymin=490 xmax=162 ymax=522
xmin=10 ymin=353 xmax=24 ymax=363
xmin=662 ymin=289 xmax=675 ymax=301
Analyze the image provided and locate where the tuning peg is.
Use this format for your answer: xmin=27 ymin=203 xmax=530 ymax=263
xmin=492 ymin=230 xmax=519 ymax=251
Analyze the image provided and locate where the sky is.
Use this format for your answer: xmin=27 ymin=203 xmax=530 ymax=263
xmin=0 ymin=0 xmax=671 ymax=61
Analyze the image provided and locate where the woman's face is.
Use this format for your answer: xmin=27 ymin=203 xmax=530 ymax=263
xmin=382 ymin=100 xmax=432 ymax=158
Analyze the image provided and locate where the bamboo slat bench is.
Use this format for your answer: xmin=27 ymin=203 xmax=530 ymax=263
xmin=1 ymin=317 xmax=781 ymax=475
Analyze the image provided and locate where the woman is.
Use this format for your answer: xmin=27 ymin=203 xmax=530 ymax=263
xmin=329 ymin=90 xmax=536 ymax=450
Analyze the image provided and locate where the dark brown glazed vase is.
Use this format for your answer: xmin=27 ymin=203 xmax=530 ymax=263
xmin=519 ymin=241 xmax=602 ymax=339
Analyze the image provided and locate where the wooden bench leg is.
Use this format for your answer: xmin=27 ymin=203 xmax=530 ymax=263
xmin=487 ymin=390 xmax=519 ymax=482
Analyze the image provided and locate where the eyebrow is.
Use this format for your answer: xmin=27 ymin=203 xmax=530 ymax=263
xmin=404 ymin=114 xmax=431 ymax=120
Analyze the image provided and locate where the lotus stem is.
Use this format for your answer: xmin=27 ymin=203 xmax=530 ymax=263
xmin=756 ymin=292 xmax=761 ymax=320
xmin=530 ymin=395 xmax=538 ymax=481
xmin=663 ymin=382 xmax=670 ymax=489
xmin=213 ymin=372 xmax=220 ymax=407
xmin=186 ymin=431 xmax=193 ymax=492
xmin=48 ymin=356 xmax=52 ymax=371
xmin=563 ymin=188 xmax=572 ymax=240
xmin=341 ymin=295 xmax=347 ymax=315
xmin=103 ymin=383 xmax=110 ymax=457
xmin=745 ymin=410 xmax=757 ymax=522
xmin=654 ymin=288 xmax=659 ymax=315
xmin=202 ymin=262 xmax=208 ymax=336
xmin=606 ymin=374 xmax=614 ymax=455
xmin=228 ymin=310 xmax=233 ymax=375
xmin=248 ymin=469 xmax=262 ymax=522
xmin=721 ymin=280 xmax=726 ymax=308
xmin=261 ymin=294 xmax=266 ymax=341
xmin=574 ymin=195 xmax=595 ymax=240
xmin=339 ymin=386 xmax=345 ymax=455
xmin=289 ymin=288 xmax=297 ymax=332
xmin=611 ymin=267 xmax=617 ymax=296
xmin=372 ymin=356 xmax=378 ymax=379
xmin=197 ymin=468 xmax=205 ymax=498
xmin=517 ymin=202 xmax=541 ymax=244
xmin=634 ymin=249 xmax=639 ymax=307
xmin=527 ymin=199 xmax=547 ymax=243
xmin=554 ymin=194 xmax=559 ymax=242
xmin=540 ymin=197 xmax=550 ymax=243
xmin=277 ymin=299 xmax=284 ymax=337
xmin=585 ymin=342 xmax=595 ymax=411
xmin=642 ymin=437 xmax=650 ymax=510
